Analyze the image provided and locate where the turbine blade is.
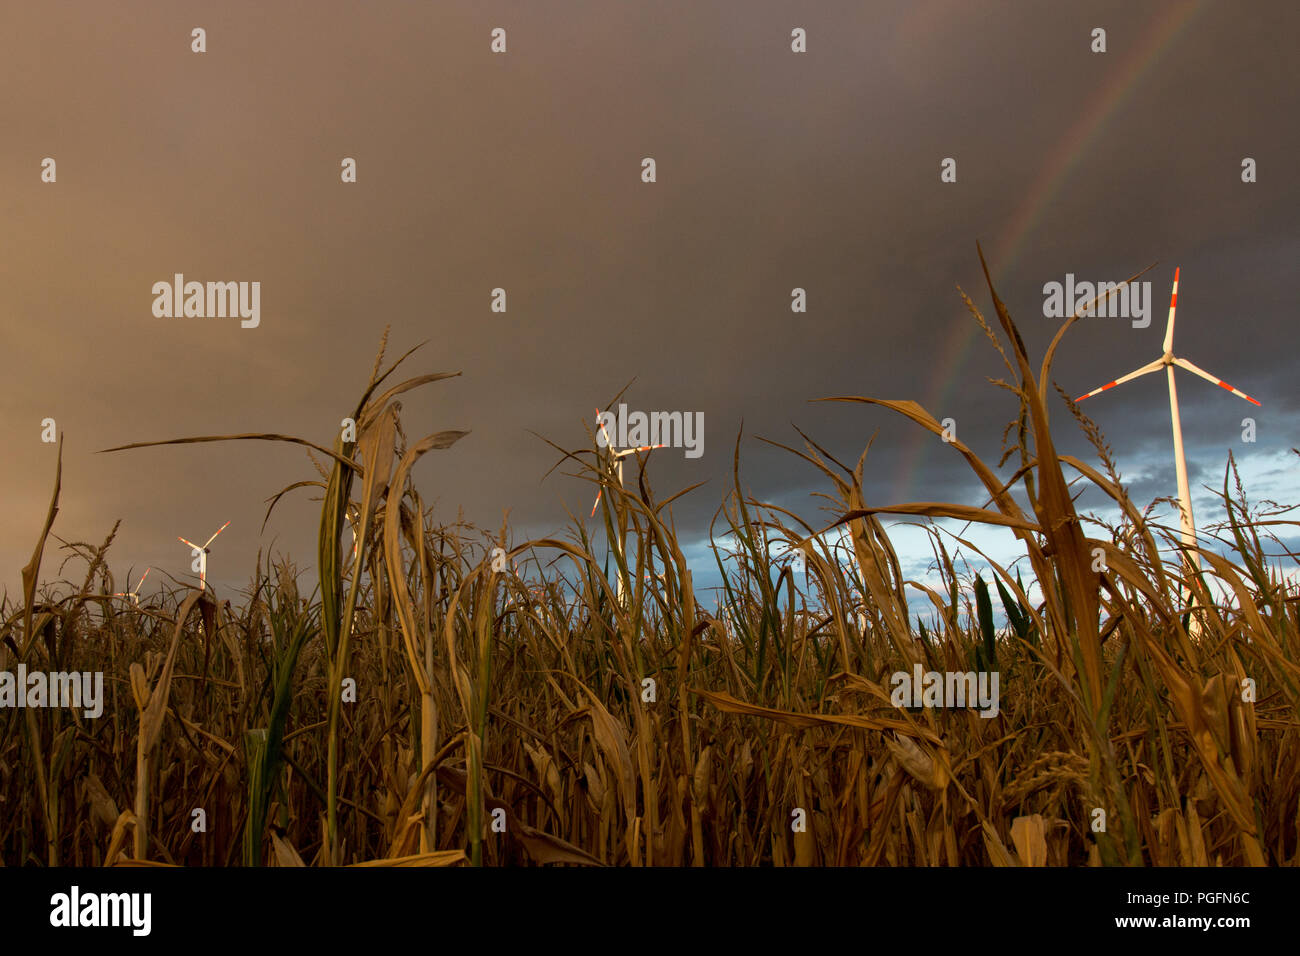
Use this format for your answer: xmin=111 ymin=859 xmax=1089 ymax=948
xmin=595 ymin=408 xmax=613 ymax=448
xmin=1174 ymin=357 xmax=1261 ymax=406
xmin=1162 ymin=267 xmax=1179 ymax=354
xmin=1074 ymin=359 xmax=1163 ymax=402
xmin=137 ymin=567 xmax=151 ymax=589
xmin=591 ymin=488 xmax=603 ymax=517
xmin=613 ymin=443 xmax=667 ymax=458
xmin=203 ymin=520 xmax=232 ymax=548
xmin=178 ymin=537 xmax=201 ymax=550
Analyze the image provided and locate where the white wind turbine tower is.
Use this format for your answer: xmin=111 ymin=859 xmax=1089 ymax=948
xmin=1075 ymin=267 xmax=1260 ymax=615
xmin=113 ymin=567 xmax=151 ymax=605
xmin=591 ymin=408 xmax=665 ymax=604
xmin=178 ymin=520 xmax=231 ymax=592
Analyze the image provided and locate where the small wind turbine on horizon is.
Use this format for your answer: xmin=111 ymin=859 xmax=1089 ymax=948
xmin=113 ymin=567 xmax=151 ymax=605
xmin=1075 ymin=267 xmax=1260 ymax=602
xmin=178 ymin=520 xmax=231 ymax=592
xmin=591 ymin=408 xmax=666 ymax=604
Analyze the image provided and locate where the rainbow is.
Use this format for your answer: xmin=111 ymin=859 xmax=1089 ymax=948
xmin=890 ymin=1 xmax=1209 ymax=502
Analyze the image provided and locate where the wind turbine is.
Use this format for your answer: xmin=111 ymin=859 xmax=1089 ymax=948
xmin=591 ymin=409 xmax=665 ymax=604
xmin=1075 ymin=267 xmax=1259 ymax=599
xmin=178 ymin=520 xmax=231 ymax=592
xmin=113 ymin=567 xmax=151 ymax=605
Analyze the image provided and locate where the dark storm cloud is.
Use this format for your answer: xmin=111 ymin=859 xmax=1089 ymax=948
xmin=2 ymin=0 xmax=1296 ymax=596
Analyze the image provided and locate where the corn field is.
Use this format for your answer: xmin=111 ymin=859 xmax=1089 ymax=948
xmin=3 ymin=256 xmax=1297 ymax=867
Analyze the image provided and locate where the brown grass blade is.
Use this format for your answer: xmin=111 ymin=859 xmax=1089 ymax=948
xmin=21 ymin=436 xmax=61 ymax=659
xmin=99 ymin=433 xmax=362 ymax=472
xmin=693 ymin=688 xmax=942 ymax=744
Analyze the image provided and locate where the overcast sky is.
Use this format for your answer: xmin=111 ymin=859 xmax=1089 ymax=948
xmin=2 ymin=0 xmax=1296 ymax=604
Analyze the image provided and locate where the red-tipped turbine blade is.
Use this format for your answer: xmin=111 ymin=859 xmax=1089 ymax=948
xmin=591 ymin=488 xmax=603 ymax=517
xmin=178 ymin=536 xmax=201 ymax=550
xmin=1074 ymin=359 xmax=1163 ymax=402
xmin=595 ymin=408 xmax=614 ymax=448
xmin=203 ymin=520 xmax=231 ymax=549
xmin=1174 ymin=357 xmax=1261 ymax=406
xmin=614 ymin=443 xmax=667 ymax=458
xmin=1162 ymin=267 xmax=1180 ymax=354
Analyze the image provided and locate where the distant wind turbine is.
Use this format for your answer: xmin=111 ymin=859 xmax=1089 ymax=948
xmin=1075 ymin=267 xmax=1259 ymax=588
xmin=591 ymin=408 xmax=665 ymax=604
xmin=178 ymin=520 xmax=231 ymax=592
xmin=113 ymin=567 xmax=151 ymax=605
